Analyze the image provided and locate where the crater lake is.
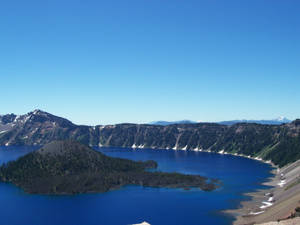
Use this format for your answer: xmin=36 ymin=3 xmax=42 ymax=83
xmin=0 ymin=146 xmax=273 ymax=225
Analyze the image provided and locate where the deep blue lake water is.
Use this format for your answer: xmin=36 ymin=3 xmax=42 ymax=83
xmin=0 ymin=146 xmax=273 ymax=225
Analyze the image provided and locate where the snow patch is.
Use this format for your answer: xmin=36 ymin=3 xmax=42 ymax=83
xmin=14 ymin=115 xmax=21 ymax=122
xmin=24 ymin=115 xmax=31 ymax=123
xmin=260 ymin=201 xmax=273 ymax=209
xmin=278 ymin=180 xmax=286 ymax=187
xmin=249 ymin=211 xmax=264 ymax=215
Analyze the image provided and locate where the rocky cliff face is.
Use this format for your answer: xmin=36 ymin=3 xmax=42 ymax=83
xmin=1 ymin=110 xmax=299 ymax=167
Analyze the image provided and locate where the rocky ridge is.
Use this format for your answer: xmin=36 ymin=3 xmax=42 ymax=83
xmin=1 ymin=110 xmax=299 ymax=167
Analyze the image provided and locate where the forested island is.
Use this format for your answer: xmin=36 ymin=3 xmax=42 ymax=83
xmin=0 ymin=140 xmax=217 ymax=194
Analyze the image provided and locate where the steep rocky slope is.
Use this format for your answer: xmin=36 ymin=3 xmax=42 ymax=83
xmin=232 ymin=159 xmax=300 ymax=225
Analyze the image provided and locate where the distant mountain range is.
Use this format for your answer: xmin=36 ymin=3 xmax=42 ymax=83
xmin=0 ymin=110 xmax=299 ymax=167
xmin=150 ymin=117 xmax=291 ymax=126
xmin=149 ymin=120 xmax=197 ymax=126
xmin=218 ymin=117 xmax=291 ymax=125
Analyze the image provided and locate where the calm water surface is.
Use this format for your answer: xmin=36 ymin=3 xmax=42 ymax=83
xmin=0 ymin=146 xmax=273 ymax=225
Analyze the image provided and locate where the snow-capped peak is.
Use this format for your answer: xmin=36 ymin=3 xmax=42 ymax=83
xmin=275 ymin=116 xmax=290 ymax=122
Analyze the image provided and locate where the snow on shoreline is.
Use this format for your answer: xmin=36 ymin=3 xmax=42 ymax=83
xmin=249 ymin=211 xmax=265 ymax=215
xmin=124 ymin=144 xmax=274 ymax=166
xmin=278 ymin=180 xmax=286 ymax=187
xmin=260 ymin=201 xmax=273 ymax=209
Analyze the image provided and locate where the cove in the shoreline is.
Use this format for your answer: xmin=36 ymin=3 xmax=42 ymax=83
xmin=0 ymin=146 xmax=274 ymax=225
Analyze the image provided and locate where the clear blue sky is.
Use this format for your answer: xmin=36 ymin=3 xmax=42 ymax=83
xmin=1 ymin=0 xmax=299 ymax=125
